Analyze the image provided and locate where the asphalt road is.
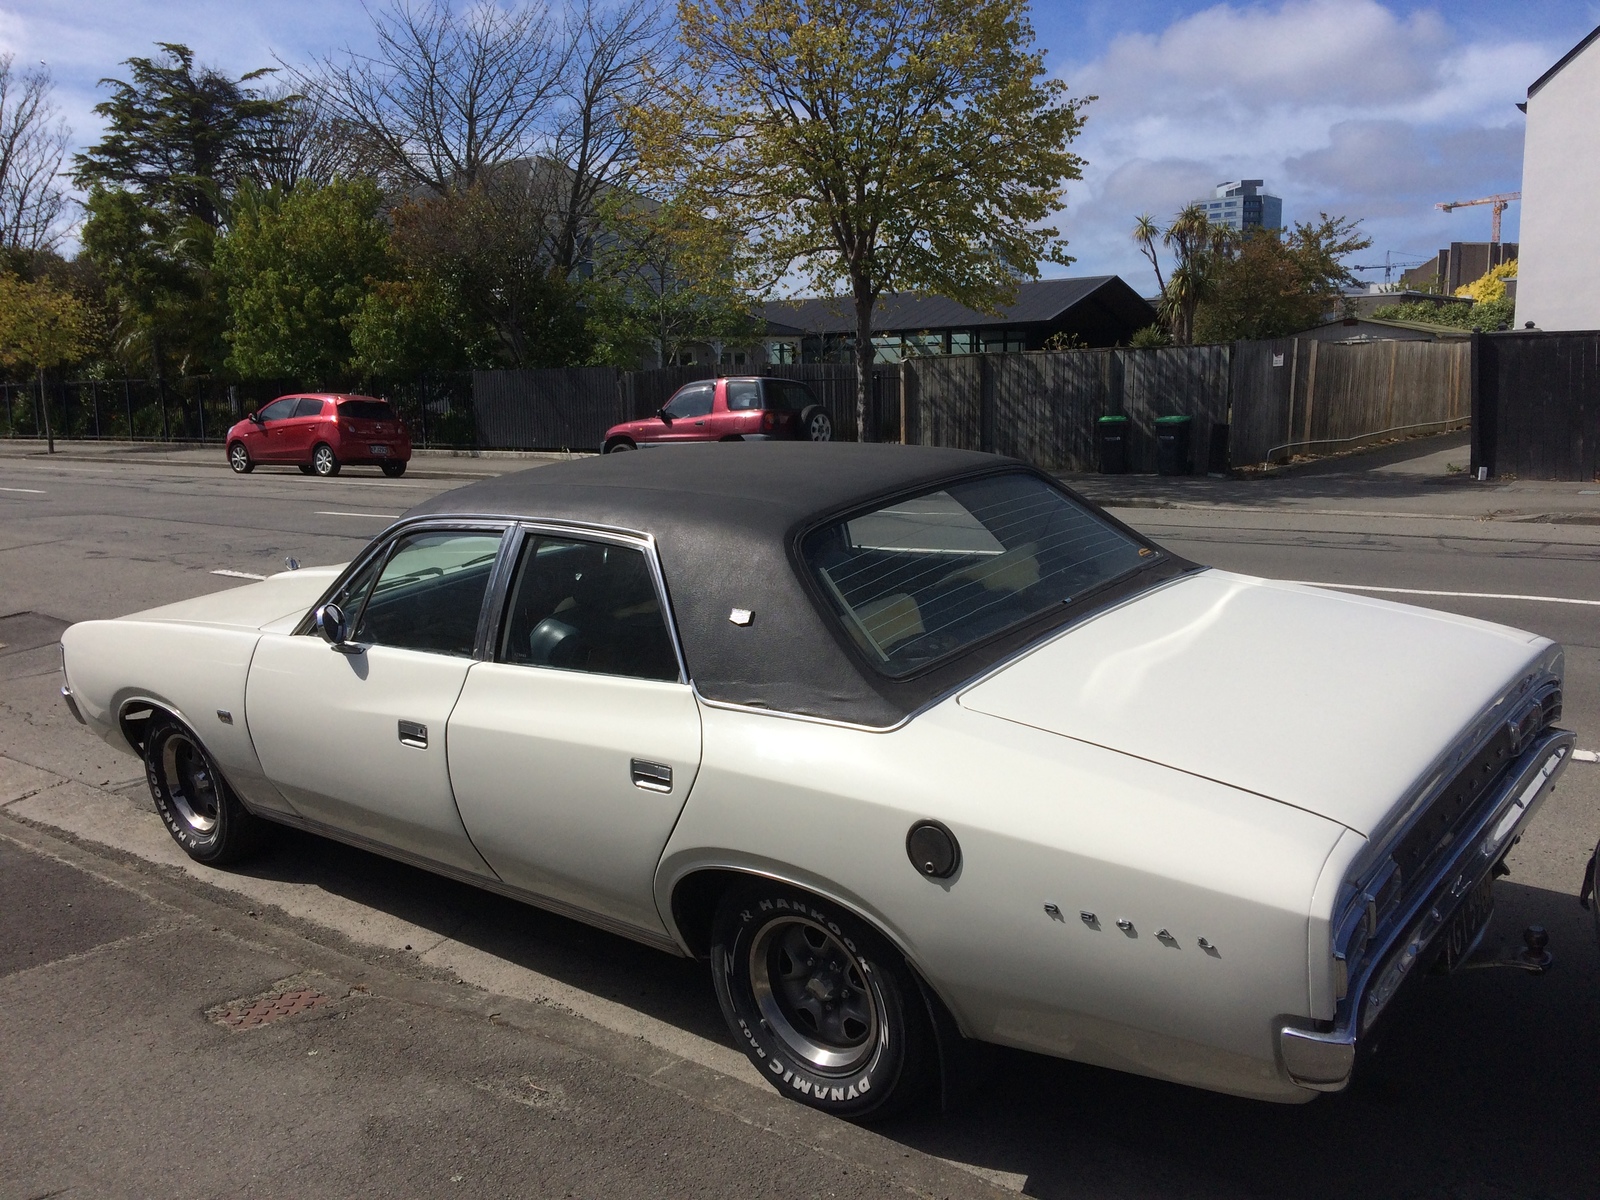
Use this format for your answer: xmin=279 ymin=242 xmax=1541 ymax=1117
xmin=3 ymin=441 xmax=1599 ymax=1199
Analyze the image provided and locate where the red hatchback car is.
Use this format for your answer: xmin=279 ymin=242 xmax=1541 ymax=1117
xmin=226 ymin=394 xmax=413 ymax=478
xmin=602 ymin=376 xmax=833 ymax=452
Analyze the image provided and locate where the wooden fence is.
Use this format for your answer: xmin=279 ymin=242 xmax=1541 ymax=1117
xmin=1229 ymin=338 xmax=1471 ymax=466
xmin=1472 ymin=330 xmax=1600 ymax=481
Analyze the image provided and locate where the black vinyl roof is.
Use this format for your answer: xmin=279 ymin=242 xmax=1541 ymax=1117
xmin=406 ymin=443 xmax=1185 ymax=725
xmin=761 ymin=277 xmax=1145 ymax=334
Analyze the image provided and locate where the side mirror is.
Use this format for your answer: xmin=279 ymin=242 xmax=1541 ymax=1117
xmin=656 ymin=407 xmax=672 ymax=423
xmin=249 ymin=411 xmax=264 ymax=425
xmin=313 ymin=602 xmax=357 ymax=652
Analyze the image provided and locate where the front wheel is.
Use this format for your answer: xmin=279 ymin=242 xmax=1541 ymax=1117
xmin=145 ymin=718 xmax=264 ymax=865
xmin=801 ymin=407 xmax=833 ymax=442
xmin=311 ymin=443 xmax=340 ymax=477
xmin=381 ymin=460 xmax=407 ymax=477
xmin=604 ymin=438 xmax=636 ymax=453
xmin=228 ymin=442 xmax=253 ymax=473
xmin=711 ymin=881 xmax=934 ymax=1121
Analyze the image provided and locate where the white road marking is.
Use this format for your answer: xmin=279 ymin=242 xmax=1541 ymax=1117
xmin=1573 ymin=749 xmax=1599 ymax=763
xmin=0 ymin=486 xmax=45 ymax=493
xmin=314 ymin=510 xmax=401 ymax=519
xmin=211 ymin=569 xmax=268 ymax=581
xmin=1288 ymin=581 xmax=1600 ymax=607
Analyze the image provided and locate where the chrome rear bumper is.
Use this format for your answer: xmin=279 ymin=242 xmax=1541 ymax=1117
xmin=1279 ymin=728 xmax=1574 ymax=1091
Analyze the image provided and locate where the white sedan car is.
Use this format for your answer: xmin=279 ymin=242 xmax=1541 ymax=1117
xmin=59 ymin=444 xmax=1572 ymax=1119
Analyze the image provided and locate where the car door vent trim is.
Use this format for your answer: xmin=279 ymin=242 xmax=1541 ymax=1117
xmin=630 ymin=758 xmax=673 ymax=792
xmin=398 ymin=720 xmax=428 ymax=749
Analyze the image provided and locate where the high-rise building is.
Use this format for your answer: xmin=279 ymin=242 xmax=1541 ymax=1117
xmin=1193 ymin=180 xmax=1284 ymax=232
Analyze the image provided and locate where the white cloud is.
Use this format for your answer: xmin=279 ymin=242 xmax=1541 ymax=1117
xmin=1053 ymin=0 xmax=1566 ymax=283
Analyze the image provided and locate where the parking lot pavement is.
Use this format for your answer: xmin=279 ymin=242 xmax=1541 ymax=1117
xmin=4 ymin=435 xmax=1600 ymax=1198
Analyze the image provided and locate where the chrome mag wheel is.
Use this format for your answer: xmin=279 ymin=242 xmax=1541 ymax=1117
xmin=750 ymin=916 xmax=881 ymax=1074
xmin=312 ymin=444 xmax=339 ymax=476
xmin=159 ymin=731 xmax=220 ymax=835
xmin=228 ymin=443 xmax=251 ymax=473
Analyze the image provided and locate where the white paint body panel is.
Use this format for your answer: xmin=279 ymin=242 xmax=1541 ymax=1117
xmin=660 ymin=699 xmax=1344 ymax=1101
xmin=245 ymin=634 xmax=494 ymax=878
xmin=447 ymin=663 xmax=702 ymax=933
xmin=960 ymin=571 xmax=1551 ymax=835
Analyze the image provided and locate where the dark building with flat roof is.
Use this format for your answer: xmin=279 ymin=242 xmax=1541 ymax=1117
xmin=761 ymin=276 xmax=1157 ymax=364
xmin=1401 ymin=242 xmax=1518 ymax=293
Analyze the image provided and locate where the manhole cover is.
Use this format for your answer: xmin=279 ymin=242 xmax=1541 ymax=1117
xmin=211 ymin=986 xmax=330 ymax=1029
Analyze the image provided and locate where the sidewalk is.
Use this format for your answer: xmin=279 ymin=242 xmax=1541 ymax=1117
xmin=1065 ymin=431 xmax=1600 ymax=525
xmin=0 ymin=437 xmax=583 ymax=481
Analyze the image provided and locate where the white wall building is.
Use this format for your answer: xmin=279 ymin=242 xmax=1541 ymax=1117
xmin=1516 ymin=24 xmax=1600 ymax=331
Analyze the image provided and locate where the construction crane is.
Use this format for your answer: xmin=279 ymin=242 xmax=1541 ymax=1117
xmin=1435 ymin=192 xmax=1520 ymax=243
xmin=1349 ymin=250 xmax=1429 ymax=284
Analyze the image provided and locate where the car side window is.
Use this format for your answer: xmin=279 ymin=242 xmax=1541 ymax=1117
xmin=498 ymin=535 xmax=680 ymax=682
xmin=663 ymin=384 xmax=713 ymax=419
xmin=293 ymin=397 xmax=326 ymax=418
xmin=350 ymin=530 xmax=504 ymax=657
xmin=258 ymin=398 xmax=298 ymax=422
xmin=726 ymin=380 xmax=761 ymax=411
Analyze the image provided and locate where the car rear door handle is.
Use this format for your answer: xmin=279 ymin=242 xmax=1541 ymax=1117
xmin=398 ymin=720 xmax=428 ymax=749
xmin=630 ymin=759 xmax=672 ymax=793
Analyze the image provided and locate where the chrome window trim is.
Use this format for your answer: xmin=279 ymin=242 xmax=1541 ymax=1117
xmin=495 ymin=519 xmax=690 ymax=686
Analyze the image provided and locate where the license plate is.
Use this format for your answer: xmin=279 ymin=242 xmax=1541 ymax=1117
xmin=1440 ymin=877 xmax=1495 ymax=971
xmin=369 ymin=444 xmax=390 ymax=456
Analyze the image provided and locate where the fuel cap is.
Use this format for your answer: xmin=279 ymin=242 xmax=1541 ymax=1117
xmin=906 ymin=820 xmax=961 ymax=880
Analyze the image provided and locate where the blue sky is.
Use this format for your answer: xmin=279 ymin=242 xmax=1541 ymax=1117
xmin=5 ymin=0 xmax=1599 ymax=288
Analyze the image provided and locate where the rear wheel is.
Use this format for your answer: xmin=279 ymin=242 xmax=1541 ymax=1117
xmin=311 ymin=443 xmax=340 ymax=477
xmin=801 ymin=407 xmax=833 ymax=442
xmin=144 ymin=718 xmax=264 ymax=865
xmin=228 ymin=442 xmax=253 ymax=473
xmin=711 ymin=881 xmax=934 ymax=1121
xmin=381 ymin=460 xmax=407 ymax=477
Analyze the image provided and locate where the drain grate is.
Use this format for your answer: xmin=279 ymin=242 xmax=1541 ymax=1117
xmin=212 ymin=986 xmax=329 ymax=1029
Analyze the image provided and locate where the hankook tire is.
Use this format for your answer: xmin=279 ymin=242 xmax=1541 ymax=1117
xmin=711 ymin=881 xmax=934 ymax=1121
xmin=144 ymin=717 xmax=264 ymax=865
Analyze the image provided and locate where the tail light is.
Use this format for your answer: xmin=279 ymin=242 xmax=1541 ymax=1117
xmin=762 ymin=410 xmax=776 ymax=432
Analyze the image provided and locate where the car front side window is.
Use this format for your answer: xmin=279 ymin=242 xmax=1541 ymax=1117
xmin=663 ymin=384 xmax=713 ymax=420
xmin=258 ymin=398 xmax=298 ymax=422
xmin=498 ymin=535 xmax=679 ymax=682
xmin=349 ymin=530 xmax=505 ymax=657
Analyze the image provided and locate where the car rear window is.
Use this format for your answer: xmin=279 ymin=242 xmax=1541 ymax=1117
xmin=338 ymin=399 xmax=396 ymax=421
xmin=800 ymin=473 xmax=1155 ymax=676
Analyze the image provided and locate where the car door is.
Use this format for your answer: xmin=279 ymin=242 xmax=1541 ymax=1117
xmin=245 ymin=524 xmax=509 ymax=877
xmin=252 ymin=397 xmax=300 ymax=461
xmin=280 ymin=396 xmax=328 ymax=461
xmin=714 ymin=379 xmax=765 ymax=439
xmin=446 ymin=527 xmax=702 ymax=935
xmin=654 ymin=382 xmax=715 ymax=443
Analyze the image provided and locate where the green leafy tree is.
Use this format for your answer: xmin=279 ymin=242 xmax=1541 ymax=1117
xmin=634 ymin=0 xmax=1088 ymax=437
xmin=71 ymin=43 xmax=285 ymax=229
xmin=1192 ymin=216 xmax=1370 ymax=343
xmin=387 ymin=180 xmax=592 ymax=368
xmin=78 ymin=187 xmax=214 ymax=382
xmin=348 ymin=275 xmax=482 ymax=376
xmin=0 ymin=273 xmax=92 ymax=450
xmin=216 ymin=180 xmax=390 ymax=381
xmin=584 ymin=194 xmax=758 ymax=366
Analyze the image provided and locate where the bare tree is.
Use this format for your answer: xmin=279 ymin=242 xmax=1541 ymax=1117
xmin=542 ymin=0 xmax=674 ymax=275
xmin=302 ymin=0 xmax=567 ymax=195
xmin=0 ymin=55 xmax=70 ymax=252
xmin=246 ymin=85 xmax=380 ymax=190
